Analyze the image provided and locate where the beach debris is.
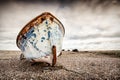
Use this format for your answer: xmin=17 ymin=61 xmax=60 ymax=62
xmin=72 ymin=49 xmax=79 ymax=52
xmin=16 ymin=12 xmax=65 ymax=66
xmin=62 ymin=49 xmax=65 ymax=51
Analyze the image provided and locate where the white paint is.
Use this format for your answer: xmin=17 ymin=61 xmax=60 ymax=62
xmin=22 ymin=19 xmax=64 ymax=59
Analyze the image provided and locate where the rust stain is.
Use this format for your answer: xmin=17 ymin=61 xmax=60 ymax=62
xmin=52 ymin=45 xmax=56 ymax=66
xmin=50 ymin=17 xmax=54 ymax=22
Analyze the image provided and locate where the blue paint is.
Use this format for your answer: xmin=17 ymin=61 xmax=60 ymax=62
xmin=48 ymin=31 xmax=51 ymax=39
xmin=21 ymin=42 xmax=26 ymax=51
xmin=41 ymin=40 xmax=43 ymax=42
xmin=30 ymin=42 xmax=33 ymax=45
xmin=31 ymin=33 xmax=36 ymax=38
xmin=34 ymin=45 xmax=39 ymax=51
xmin=21 ymin=38 xmax=24 ymax=44
xmin=45 ymin=21 xmax=48 ymax=24
xmin=40 ymin=37 xmax=45 ymax=42
xmin=21 ymin=45 xmax=25 ymax=51
xmin=26 ymin=27 xmax=34 ymax=39
xmin=41 ymin=37 xmax=45 ymax=40
xmin=33 ymin=41 xmax=39 ymax=51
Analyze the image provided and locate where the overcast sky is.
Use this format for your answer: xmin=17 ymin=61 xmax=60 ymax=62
xmin=0 ymin=0 xmax=120 ymax=50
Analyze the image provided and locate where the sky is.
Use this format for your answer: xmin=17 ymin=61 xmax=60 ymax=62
xmin=0 ymin=0 xmax=120 ymax=50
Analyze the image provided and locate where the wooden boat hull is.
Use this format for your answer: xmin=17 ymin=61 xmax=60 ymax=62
xmin=16 ymin=12 xmax=65 ymax=66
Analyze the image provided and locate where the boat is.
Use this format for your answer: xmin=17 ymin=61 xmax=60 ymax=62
xmin=16 ymin=12 xmax=65 ymax=66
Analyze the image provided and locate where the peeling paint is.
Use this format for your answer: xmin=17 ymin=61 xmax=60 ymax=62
xmin=16 ymin=12 xmax=65 ymax=65
xmin=18 ymin=17 xmax=64 ymax=60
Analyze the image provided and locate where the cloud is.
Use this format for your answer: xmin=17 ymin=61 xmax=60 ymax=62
xmin=0 ymin=1 xmax=120 ymax=50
